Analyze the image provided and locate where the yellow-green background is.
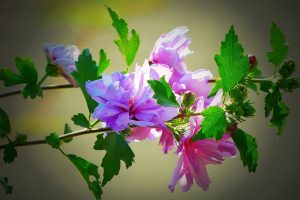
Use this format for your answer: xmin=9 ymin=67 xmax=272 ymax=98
xmin=0 ymin=0 xmax=300 ymax=199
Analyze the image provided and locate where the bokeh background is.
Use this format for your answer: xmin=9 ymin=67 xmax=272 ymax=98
xmin=0 ymin=0 xmax=300 ymax=199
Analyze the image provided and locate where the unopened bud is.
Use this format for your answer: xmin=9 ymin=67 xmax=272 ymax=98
xmin=181 ymin=92 xmax=196 ymax=109
xmin=248 ymin=54 xmax=258 ymax=69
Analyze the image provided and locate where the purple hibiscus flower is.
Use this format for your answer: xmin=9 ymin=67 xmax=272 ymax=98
xmin=43 ymin=43 xmax=80 ymax=86
xmin=85 ymin=62 xmax=179 ymax=131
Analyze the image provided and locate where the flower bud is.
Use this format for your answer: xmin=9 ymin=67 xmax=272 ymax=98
xmin=248 ymin=54 xmax=258 ymax=69
xmin=226 ymin=123 xmax=238 ymax=133
xmin=230 ymin=85 xmax=248 ymax=102
xmin=181 ymin=91 xmax=196 ymax=109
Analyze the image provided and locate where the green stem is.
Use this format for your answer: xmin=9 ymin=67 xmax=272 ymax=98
xmin=37 ymin=73 xmax=49 ymax=86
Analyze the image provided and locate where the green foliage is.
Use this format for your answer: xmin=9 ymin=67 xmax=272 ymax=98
xmin=71 ymin=49 xmax=99 ymax=113
xmin=181 ymin=92 xmax=196 ymax=109
xmin=63 ymin=123 xmax=73 ymax=143
xmin=0 ymin=177 xmax=13 ymax=194
xmin=107 ymin=7 xmax=140 ymax=68
xmin=94 ymin=132 xmax=135 ymax=186
xmin=72 ymin=113 xmax=90 ymax=128
xmin=14 ymin=133 xmax=28 ymax=144
xmin=3 ymin=143 xmax=17 ymax=164
xmin=208 ymin=79 xmax=223 ymax=98
xmin=215 ymin=26 xmax=249 ymax=92
xmin=67 ymin=154 xmax=102 ymax=200
xmin=266 ymin=23 xmax=289 ymax=67
xmin=46 ymin=64 xmax=60 ymax=77
xmin=279 ymin=61 xmax=296 ymax=78
xmin=98 ymin=49 xmax=110 ymax=76
xmin=148 ymin=76 xmax=180 ymax=107
xmin=0 ymin=108 xmax=11 ymax=138
xmin=231 ymin=129 xmax=258 ymax=172
xmin=0 ymin=57 xmax=42 ymax=98
xmin=45 ymin=132 xmax=61 ymax=149
xmin=193 ymin=106 xmax=227 ymax=141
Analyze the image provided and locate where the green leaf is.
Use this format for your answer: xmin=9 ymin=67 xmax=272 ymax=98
xmin=71 ymin=49 xmax=99 ymax=113
xmin=98 ymin=49 xmax=110 ymax=76
xmin=72 ymin=113 xmax=90 ymax=128
xmin=67 ymin=154 xmax=102 ymax=200
xmin=94 ymin=132 xmax=135 ymax=186
xmin=21 ymin=84 xmax=42 ymax=99
xmin=270 ymin=101 xmax=289 ymax=136
xmin=14 ymin=133 xmax=27 ymax=144
xmin=0 ymin=177 xmax=13 ymax=194
xmin=3 ymin=143 xmax=17 ymax=164
xmin=46 ymin=64 xmax=60 ymax=77
xmin=279 ymin=61 xmax=296 ymax=78
xmin=231 ymin=129 xmax=259 ymax=172
xmin=215 ymin=26 xmax=250 ymax=92
xmin=148 ymin=76 xmax=180 ymax=107
xmin=0 ymin=69 xmax=24 ymax=86
xmin=266 ymin=22 xmax=289 ymax=67
xmin=45 ymin=132 xmax=61 ymax=149
xmin=193 ymin=106 xmax=227 ymax=141
xmin=63 ymin=123 xmax=73 ymax=143
xmin=0 ymin=108 xmax=11 ymax=138
xmin=15 ymin=57 xmax=38 ymax=84
xmin=107 ymin=7 xmax=140 ymax=67
xmin=208 ymin=79 xmax=223 ymax=98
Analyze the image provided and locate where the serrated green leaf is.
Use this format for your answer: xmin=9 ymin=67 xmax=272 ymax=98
xmin=107 ymin=7 xmax=140 ymax=67
xmin=15 ymin=57 xmax=38 ymax=84
xmin=215 ymin=26 xmax=249 ymax=92
xmin=0 ymin=108 xmax=10 ymax=138
xmin=72 ymin=113 xmax=90 ymax=128
xmin=270 ymin=101 xmax=289 ymax=136
xmin=71 ymin=49 xmax=99 ymax=113
xmin=98 ymin=49 xmax=110 ymax=76
xmin=231 ymin=129 xmax=258 ymax=172
xmin=14 ymin=133 xmax=27 ymax=144
xmin=0 ymin=176 xmax=13 ymax=194
xmin=21 ymin=84 xmax=42 ymax=99
xmin=3 ymin=143 xmax=17 ymax=164
xmin=208 ymin=79 xmax=223 ymax=98
xmin=94 ymin=132 xmax=135 ymax=186
xmin=193 ymin=106 xmax=227 ymax=141
xmin=0 ymin=69 xmax=24 ymax=86
xmin=63 ymin=123 xmax=73 ymax=143
xmin=266 ymin=22 xmax=289 ymax=67
xmin=45 ymin=132 xmax=61 ymax=149
xmin=148 ymin=76 xmax=179 ymax=107
xmin=67 ymin=154 xmax=102 ymax=200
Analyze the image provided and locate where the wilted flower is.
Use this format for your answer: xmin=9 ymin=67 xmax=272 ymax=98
xmin=86 ymin=62 xmax=178 ymax=131
xmin=168 ymin=117 xmax=236 ymax=192
xmin=43 ymin=43 xmax=80 ymax=86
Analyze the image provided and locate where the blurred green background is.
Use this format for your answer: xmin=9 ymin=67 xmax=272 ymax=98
xmin=0 ymin=0 xmax=300 ymax=199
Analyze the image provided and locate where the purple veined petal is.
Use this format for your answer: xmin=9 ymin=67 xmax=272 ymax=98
xmin=114 ymin=112 xmax=130 ymax=130
xmin=169 ymin=154 xmax=184 ymax=192
xmin=180 ymin=69 xmax=212 ymax=82
xmin=180 ymin=171 xmax=193 ymax=192
xmin=128 ymin=119 xmax=156 ymax=127
xmin=85 ymin=80 xmax=107 ymax=102
xmin=207 ymin=89 xmax=223 ymax=107
xmin=194 ymin=96 xmax=205 ymax=113
xmin=126 ymin=127 xmax=162 ymax=142
xmin=92 ymin=104 xmax=123 ymax=119
xmin=159 ymin=128 xmax=176 ymax=154
xmin=150 ymin=63 xmax=173 ymax=81
xmin=158 ymin=106 xmax=179 ymax=122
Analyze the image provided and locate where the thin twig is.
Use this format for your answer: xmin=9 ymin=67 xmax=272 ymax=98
xmin=0 ymin=127 xmax=113 ymax=150
xmin=0 ymin=83 xmax=73 ymax=99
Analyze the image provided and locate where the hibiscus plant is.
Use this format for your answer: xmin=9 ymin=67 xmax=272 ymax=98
xmin=0 ymin=6 xmax=299 ymax=200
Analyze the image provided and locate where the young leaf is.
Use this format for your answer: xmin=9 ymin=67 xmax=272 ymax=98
xmin=208 ymin=79 xmax=223 ymax=98
xmin=0 ymin=69 xmax=24 ymax=86
xmin=15 ymin=57 xmax=38 ymax=84
xmin=71 ymin=49 xmax=99 ymax=113
xmin=3 ymin=143 xmax=17 ymax=164
xmin=270 ymin=101 xmax=289 ymax=136
xmin=94 ymin=132 xmax=135 ymax=186
xmin=266 ymin=22 xmax=289 ymax=67
xmin=215 ymin=26 xmax=249 ymax=92
xmin=193 ymin=106 xmax=227 ymax=141
xmin=148 ymin=76 xmax=179 ymax=107
xmin=0 ymin=108 xmax=11 ymax=138
xmin=14 ymin=133 xmax=27 ymax=144
xmin=107 ymin=7 xmax=140 ymax=67
xmin=98 ymin=49 xmax=110 ymax=76
xmin=21 ymin=84 xmax=42 ymax=99
xmin=72 ymin=113 xmax=90 ymax=128
xmin=63 ymin=123 xmax=73 ymax=143
xmin=67 ymin=154 xmax=103 ymax=200
xmin=231 ymin=129 xmax=259 ymax=172
xmin=45 ymin=132 xmax=61 ymax=149
xmin=0 ymin=177 xmax=13 ymax=194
